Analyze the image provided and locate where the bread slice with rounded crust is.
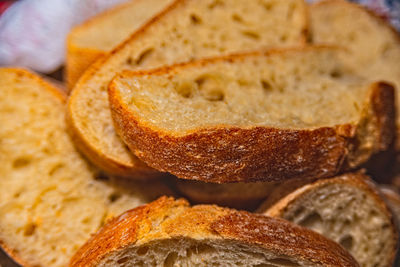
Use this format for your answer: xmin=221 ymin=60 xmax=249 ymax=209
xmin=67 ymin=0 xmax=308 ymax=177
xmin=66 ymin=0 xmax=173 ymax=89
xmin=260 ymin=171 xmax=398 ymax=267
xmin=108 ymin=47 xmax=395 ymax=182
xmin=70 ymin=196 xmax=359 ymax=267
xmin=175 ymin=179 xmax=277 ymax=210
xmin=310 ymin=0 xmax=400 ymax=149
xmin=0 ymin=68 xmax=173 ymax=267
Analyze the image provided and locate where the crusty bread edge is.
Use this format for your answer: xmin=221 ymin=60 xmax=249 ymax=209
xmin=108 ymin=47 xmax=395 ymax=183
xmin=310 ymin=0 xmax=400 ymax=150
xmin=70 ymin=196 xmax=359 ymax=267
xmin=262 ymin=170 xmax=398 ymax=266
xmin=67 ymin=0 xmax=309 ymax=177
xmin=0 ymin=68 xmax=67 ymax=267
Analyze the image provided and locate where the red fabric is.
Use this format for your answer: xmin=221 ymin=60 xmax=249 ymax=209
xmin=0 ymin=1 xmax=14 ymax=16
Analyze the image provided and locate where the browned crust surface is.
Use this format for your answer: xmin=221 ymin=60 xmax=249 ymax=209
xmin=70 ymin=196 xmax=359 ymax=267
xmin=311 ymin=0 xmax=400 ymax=151
xmin=0 ymin=68 xmax=67 ymax=267
xmin=67 ymin=0 xmax=309 ymax=179
xmin=108 ymin=49 xmax=395 ymax=183
xmin=262 ymin=171 xmax=398 ymax=266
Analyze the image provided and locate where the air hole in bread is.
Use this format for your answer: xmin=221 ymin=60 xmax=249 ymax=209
xmin=280 ymin=35 xmax=288 ymax=42
xmin=339 ymin=234 xmax=354 ymax=251
xmin=195 ymin=75 xmax=225 ymax=101
xmin=175 ymin=81 xmax=195 ymax=98
xmin=232 ymin=13 xmax=243 ymax=23
xmin=13 ymin=156 xmax=32 ymax=168
xmin=127 ymin=48 xmax=154 ymax=66
xmin=23 ymin=222 xmax=37 ymax=236
xmin=48 ymin=163 xmax=64 ymax=176
xmin=298 ymin=211 xmax=323 ymax=229
xmin=190 ymin=14 xmax=202 ymax=24
xmin=261 ymin=79 xmax=273 ymax=92
xmin=108 ymin=192 xmax=121 ymax=203
xmin=164 ymin=252 xmax=178 ymax=267
xmin=137 ymin=246 xmax=149 ymax=255
xmin=330 ymin=69 xmax=342 ymax=79
xmin=117 ymin=256 xmax=129 ymax=264
xmin=241 ymin=30 xmax=261 ymax=40
xmin=208 ymin=0 xmax=224 ymax=9
xmin=263 ymin=2 xmax=273 ymax=11
xmin=94 ymin=172 xmax=109 ymax=181
xmin=269 ymin=258 xmax=301 ymax=266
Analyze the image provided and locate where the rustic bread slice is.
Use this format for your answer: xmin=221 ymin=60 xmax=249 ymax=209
xmin=68 ymin=0 xmax=308 ymax=177
xmin=66 ymin=0 xmax=173 ymax=89
xmin=175 ymin=179 xmax=276 ymax=210
xmin=0 ymin=68 xmax=173 ymax=267
xmin=310 ymin=0 xmax=400 ymax=149
xmin=108 ymin=47 xmax=395 ymax=182
xmin=70 ymin=196 xmax=359 ymax=267
xmin=260 ymin=171 xmax=398 ymax=267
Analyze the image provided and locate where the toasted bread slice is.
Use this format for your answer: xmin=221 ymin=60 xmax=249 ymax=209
xmin=66 ymin=0 xmax=173 ymax=89
xmin=70 ymin=196 xmax=358 ymax=267
xmin=0 ymin=68 xmax=173 ymax=267
xmin=108 ymin=47 xmax=395 ymax=182
xmin=68 ymin=0 xmax=308 ymax=177
xmin=261 ymin=172 xmax=398 ymax=267
xmin=175 ymin=180 xmax=276 ymax=210
xmin=310 ymin=0 xmax=400 ymax=149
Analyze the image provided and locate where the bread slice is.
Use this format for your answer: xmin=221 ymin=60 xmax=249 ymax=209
xmin=108 ymin=47 xmax=395 ymax=182
xmin=66 ymin=0 xmax=173 ymax=89
xmin=260 ymin=171 xmax=398 ymax=267
xmin=70 ymin=196 xmax=359 ymax=267
xmin=175 ymin=179 xmax=276 ymax=210
xmin=0 ymin=68 xmax=173 ymax=267
xmin=310 ymin=0 xmax=400 ymax=149
xmin=67 ymin=0 xmax=308 ymax=177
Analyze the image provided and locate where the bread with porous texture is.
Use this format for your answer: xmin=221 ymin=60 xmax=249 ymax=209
xmin=175 ymin=179 xmax=276 ymax=210
xmin=261 ymin=171 xmax=398 ymax=267
xmin=66 ymin=0 xmax=173 ymax=89
xmin=0 ymin=68 xmax=173 ymax=267
xmin=108 ymin=47 xmax=395 ymax=182
xmin=67 ymin=0 xmax=308 ymax=177
xmin=70 ymin=196 xmax=359 ymax=267
xmin=310 ymin=0 xmax=400 ymax=149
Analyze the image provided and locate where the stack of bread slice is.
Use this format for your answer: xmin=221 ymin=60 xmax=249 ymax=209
xmin=1 ymin=0 xmax=400 ymax=266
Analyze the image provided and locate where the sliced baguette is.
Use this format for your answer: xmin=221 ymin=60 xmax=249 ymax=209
xmin=0 ymin=68 xmax=173 ymax=267
xmin=70 ymin=196 xmax=359 ymax=267
xmin=310 ymin=0 xmax=400 ymax=149
xmin=261 ymin=171 xmax=398 ymax=267
xmin=67 ymin=0 xmax=308 ymax=177
xmin=66 ymin=0 xmax=173 ymax=89
xmin=175 ymin=179 xmax=276 ymax=210
xmin=108 ymin=47 xmax=395 ymax=182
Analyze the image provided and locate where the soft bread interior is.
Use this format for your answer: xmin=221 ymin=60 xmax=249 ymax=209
xmin=113 ymin=49 xmax=369 ymax=134
xmin=0 ymin=70 xmax=171 ymax=267
xmin=70 ymin=0 xmax=306 ymax=164
xmin=97 ymin=238 xmax=314 ymax=267
xmin=311 ymin=0 xmax=400 ymax=126
xmin=273 ymin=183 xmax=395 ymax=267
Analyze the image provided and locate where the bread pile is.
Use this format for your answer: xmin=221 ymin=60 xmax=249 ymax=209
xmin=1 ymin=0 xmax=400 ymax=266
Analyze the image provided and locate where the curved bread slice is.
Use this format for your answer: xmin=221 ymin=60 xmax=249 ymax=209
xmin=109 ymin=48 xmax=395 ymax=182
xmin=175 ymin=180 xmax=276 ymax=210
xmin=261 ymin=172 xmax=398 ymax=267
xmin=0 ymin=68 xmax=173 ymax=267
xmin=66 ymin=0 xmax=173 ymax=89
xmin=310 ymin=0 xmax=400 ymax=149
xmin=68 ymin=0 xmax=308 ymax=177
xmin=70 ymin=196 xmax=358 ymax=267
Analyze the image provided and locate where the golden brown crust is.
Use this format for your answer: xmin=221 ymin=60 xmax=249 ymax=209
xmin=108 ymin=50 xmax=395 ymax=183
xmin=70 ymin=196 xmax=359 ymax=267
xmin=262 ymin=171 xmax=398 ymax=266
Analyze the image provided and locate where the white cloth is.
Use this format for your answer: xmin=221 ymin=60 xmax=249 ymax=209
xmin=0 ymin=0 xmax=128 ymax=73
